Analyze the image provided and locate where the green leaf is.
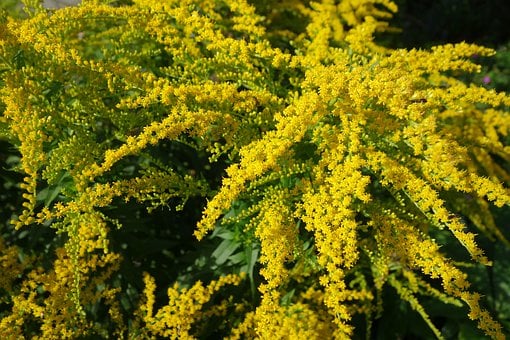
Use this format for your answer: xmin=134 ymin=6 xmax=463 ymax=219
xmin=227 ymin=251 xmax=246 ymax=265
xmin=45 ymin=185 xmax=61 ymax=207
xmin=241 ymin=243 xmax=259 ymax=300
xmin=281 ymin=288 xmax=295 ymax=307
xmin=36 ymin=171 xmax=75 ymax=207
xmin=212 ymin=238 xmax=240 ymax=265
xmin=211 ymin=225 xmax=235 ymax=240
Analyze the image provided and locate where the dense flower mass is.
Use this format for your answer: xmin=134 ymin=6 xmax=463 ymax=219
xmin=0 ymin=0 xmax=509 ymax=338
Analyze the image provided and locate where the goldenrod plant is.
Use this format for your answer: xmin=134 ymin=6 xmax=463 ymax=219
xmin=0 ymin=0 xmax=509 ymax=338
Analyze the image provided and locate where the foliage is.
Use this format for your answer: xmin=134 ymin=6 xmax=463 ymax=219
xmin=0 ymin=0 xmax=509 ymax=338
xmin=476 ymin=42 xmax=510 ymax=93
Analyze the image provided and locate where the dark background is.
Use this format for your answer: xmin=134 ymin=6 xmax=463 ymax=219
xmin=388 ymin=0 xmax=510 ymax=48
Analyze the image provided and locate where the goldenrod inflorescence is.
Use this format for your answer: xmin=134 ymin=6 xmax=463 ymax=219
xmin=1 ymin=0 xmax=509 ymax=338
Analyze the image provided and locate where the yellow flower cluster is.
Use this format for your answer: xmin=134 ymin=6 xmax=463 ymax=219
xmin=140 ymin=273 xmax=244 ymax=338
xmin=230 ymin=291 xmax=336 ymax=339
xmin=253 ymin=187 xmax=296 ymax=291
xmin=0 ymin=222 xmax=121 ymax=338
xmin=195 ymin=4 xmax=509 ymax=338
xmin=0 ymin=239 xmax=29 ymax=295
xmin=1 ymin=0 xmax=509 ymax=338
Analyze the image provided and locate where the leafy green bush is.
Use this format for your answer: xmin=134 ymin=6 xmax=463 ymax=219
xmin=1 ymin=0 xmax=509 ymax=338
